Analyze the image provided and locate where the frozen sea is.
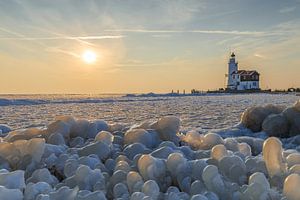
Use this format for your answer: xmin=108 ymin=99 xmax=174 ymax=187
xmin=0 ymin=93 xmax=298 ymax=131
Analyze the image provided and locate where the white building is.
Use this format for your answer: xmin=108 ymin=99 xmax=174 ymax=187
xmin=226 ymin=53 xmax=260 ymax=91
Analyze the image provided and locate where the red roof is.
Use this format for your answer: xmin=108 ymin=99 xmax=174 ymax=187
xmin=232 ymin=70 xmax=259 ymax=75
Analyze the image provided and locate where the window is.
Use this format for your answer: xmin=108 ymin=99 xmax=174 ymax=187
xmin=253 ymin=82 xmax=256 ymax=86
xmin=233 ymin=75 xmax=235 ymax=79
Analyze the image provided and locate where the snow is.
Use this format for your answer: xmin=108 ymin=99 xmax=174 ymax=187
xmin=0 ymin=94 xmax=300 ymax=199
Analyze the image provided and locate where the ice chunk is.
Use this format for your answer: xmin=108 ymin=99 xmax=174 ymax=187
xmin=48 ymin=132 xmax=65 ymax=145
xmin=95 ymin=131 xmax=114 ymax=145
xmin=0 ymin=185 xmax=23 ymax=200
xmin=241 ymin=105 xmax=282 ymax=132
xmin=70 ymin=119 xmax=90 ymax=138
xmin=47 ymin=120 xmax=72 ymax=139
xmin=75 ymin=190 xmax=106 ymax=200
xmin=238 ymin=143 xmax=251 ymax=157
xmin=262 ymin=114 xmax=289 ymax=137
xmin=64 ymin=165 xmax=105 ymax=191
xmin=137 ymin=154 xmax=166 ymax=182
xmin=263 ymin=137 xmax=287 ymax=177
xmin=124 ymin=143 xmax=147 ymax=160
xmin=166 ymin=153 xmax=187 ymax=180
xmin=202 ymin=165 xmax=225 ymax=198
xmin=124 ymin=129 xmax=154 ymax=148
xmin=219 ymin=155 xmax=246 ymax=185
xmin=249 ymin=172 xmax=270 ymax=190
xmin=27 ymin=168 xmax=58 ymax=186
xmin=142 ymin=180 xmax=160 ymax=199
xmin=24 ymin=182 xmax=53 ymax=200
xmin=283 ymin=173 xmax=300 ymax=200
xmin=48 ymin=186 xmax=78 ymax=200
xmin=4 ymin=127 xmax=44 ymax=142
xmin=287 ymin=153 xmax=300 ymax=168
xmin=127 ymin=171 xmax=143 ymax=193
xmin=131 ymin=192 xmax=146 ymax=200
xmin=78 ymin=141 xmax=110 ymax=160
xmin=282 ymin=105 xmax=300 ymax=137
xmin=152 ymin=116 xmax=180 ymax=144
xmin=0 ymin=170 xmax=25 ymax=189
xmin=202 ymin=133 xmax=224 ymax=150
xmin=191 ymin=194 xmax=209 ymax=200
xmin=211 ymin=144 xmax=228 ymax=161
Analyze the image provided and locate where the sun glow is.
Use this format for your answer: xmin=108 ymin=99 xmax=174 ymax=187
xmin=82 ymin=50 xmax=97 ymax=64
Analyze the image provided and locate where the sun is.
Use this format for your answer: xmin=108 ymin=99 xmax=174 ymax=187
xmin=82 ymin=50 xmax=97 ymax=64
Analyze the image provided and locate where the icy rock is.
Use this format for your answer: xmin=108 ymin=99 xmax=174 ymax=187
xmin=202 ymin=133 xmax=224 ymax=150
xmin=289 ymin=164 xmax=300 ymax=174
xmin=5 ymin=128 xmax=43 ymax=142
xmin=287 ymin=153 xmax=300 ymax=168
xmin=249 ymin=172 xmax=270 ymax=191
xmin=211 ymin=144 xmax=228 ymax=161
xmin=283 ymin=173 xmax=300 ymax=200
xmin=27 ymin=168 xmax=58 ymax=186
xmin=75 ymin=190 xmax=106 ymax=200
xmin=124 ymin=143 xmax=147 ymax=160
xmin=48 ymin=132 xmax=65 ymax=145
xmin=0 ymin=170 xmax=25 ymax=189
xmin=190 ymin=159 xmax=208 ymax=180
xmin=190 ymin=180 xmax=206 ymax=195
xmin=191 ymin=194 xmax=209 ymax=200
xmin=131 ymin=192 xmax=146 ymax=200
xmin=245 ymin=157 xmax=268 ymax=175
xmin=262 ymin=114 xmax=289 ymax=137
xmin=238 ymin=143 xmax=252 ymax=157
xmin=151 ymin=146 xmax=174 ymax=159
xmin=69 ymin=137 xmax=85 ymax=148
xmin=282 ymin=105 xmax=300 ymax=137
xmin=152 ymin=116 xmax=180 ymax=144
xmin=142 ymin=180 xmax=160 ymax=199
xmin=236 ymin=137 xmax=264 ymax=156
xmin=113 ymin=182 xmax=129 ymax=198
xmin=87 ymin=120 xmax=109 ymax=139
xmin=95 ymin=131 xmax=114 ymax=145
xmin=78 ymin=141 xmax=110 ymax=160
xmin=180 ymin=131 xmax=202 ymax=149
xmin=0 ymin=185 xmax=23 ymax=200
xmin=127 ymin=171 xmax=143 ymax=193
xmin=166 ymin=153 xmax=187 ymax=179
xmin=219 ymin=155 xmax=246 ymax=185
xmin=224 ymin=138 xmax=239 ymax=152
xmin=263 ymin=137 xmax=287 ymax=177
xmin=47 ymin=119 xmax=72 ymax=139
xmin=138 ymin=154 xmax=166 ymax=182
xmin=24 ymin=182 xmax=53 ymax=200
xmin=69 ymin=165 xmax=104 ymax=191
xmin=124 ymin=129 xmax=154 ymax=148
xmin=79 ymin=155 xmax=100 ymax=170
xmin=48 ymin=186 xmax=78 ymax=200
xmin=115 ymin=160 xmax=131 ymax=173
xmin=70 ymin=119 xmax=90 ymax=138
xmin=241 ymin=105 xmax=283 ymax=132
xmin=0 ymin=138 xmax=45 ymax=167
xmin=202 ymin=165 xmax=225 ymax=198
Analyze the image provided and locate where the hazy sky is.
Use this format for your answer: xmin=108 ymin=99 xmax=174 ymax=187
xmin=0 ymin=0 xmax=300 ymax=93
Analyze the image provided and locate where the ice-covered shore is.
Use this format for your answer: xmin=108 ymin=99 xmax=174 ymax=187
xmin=0 ymin=101 xmax=300 ymax=199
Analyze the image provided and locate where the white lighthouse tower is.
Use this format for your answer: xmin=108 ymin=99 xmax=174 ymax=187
xmin=227 ymin=52 xmax=238 ymax=89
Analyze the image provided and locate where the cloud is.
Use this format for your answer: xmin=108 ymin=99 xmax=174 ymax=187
xmin=105 ymin=29 xmax=274 ymax=36
xmin=0 ymin=35 xmax=124 ymax=41
xmin=279 ymin=6 xmax=296 ymax=14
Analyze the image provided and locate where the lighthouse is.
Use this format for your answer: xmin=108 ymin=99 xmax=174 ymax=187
xmin=227 ymin=52 xmax=238 ymax=89
xmin=226 ymin=52 xmax=260 ymax=91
